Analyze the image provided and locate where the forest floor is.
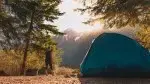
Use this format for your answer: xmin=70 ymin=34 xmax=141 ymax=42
xmin=1 ymin=75 xmax=150 ymax=84
xmin=1 ymin=67 xmax=150 ymax=84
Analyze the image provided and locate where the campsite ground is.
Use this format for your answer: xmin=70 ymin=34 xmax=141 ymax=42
xmin=1 ymin=75 xmax=150 ymax=84
xmin=1 ymin=67 xmax=150 ymax=84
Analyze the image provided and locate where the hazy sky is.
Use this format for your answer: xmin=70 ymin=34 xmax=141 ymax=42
xmin=55 ymin=0 xmax=101 ymax=32
xmin=53 ymin=0 xmax=137 ymax=38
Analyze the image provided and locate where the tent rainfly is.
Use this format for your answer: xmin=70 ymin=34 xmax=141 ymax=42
xmin=80 ymin=33 xmax=150 ymax=77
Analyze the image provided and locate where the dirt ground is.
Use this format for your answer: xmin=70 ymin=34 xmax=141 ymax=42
xmin=1 ymin=75 xmax=150 ymax=84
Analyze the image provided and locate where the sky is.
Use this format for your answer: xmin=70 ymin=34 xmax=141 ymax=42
xmin=52 ymin=0 xmax=135 ymax=35
xmin=54 ymin=0 xmax=102 ymax=32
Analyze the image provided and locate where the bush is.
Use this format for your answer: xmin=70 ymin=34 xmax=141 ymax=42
xmin=0 ymin=50 xmax=22 ymax=75
xmin=0 ymin=45 xmax=63 ymax=76
xmin=55 ymin=67 xmax=80 ymax=77
xmin=26 ymin=52 xmax=45 ymax=70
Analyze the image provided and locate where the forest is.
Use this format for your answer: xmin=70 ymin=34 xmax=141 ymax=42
xmin=0 ymin=0 xmax=149 ymax=84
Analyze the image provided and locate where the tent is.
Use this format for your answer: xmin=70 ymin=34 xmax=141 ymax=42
xmin=80 ymin=33 xmax=150 ymax=77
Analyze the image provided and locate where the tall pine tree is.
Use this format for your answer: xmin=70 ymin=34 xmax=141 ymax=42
xmin=1 ymin=0 xmax=63 ymax=75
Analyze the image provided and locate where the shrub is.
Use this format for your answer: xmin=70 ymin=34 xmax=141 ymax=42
xmin=55 ymin=67 xmax=80 ymax=77
xmin=0 ymin=45 xmax=63 ymax=75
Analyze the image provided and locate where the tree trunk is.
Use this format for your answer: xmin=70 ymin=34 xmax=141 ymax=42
xmin=0 ymin=0 xmax=2 ymax=10
xmin=21 ymin=10 xmax=35 ymax=75
xmin=50 ymin=49 xmax=54 ymax=70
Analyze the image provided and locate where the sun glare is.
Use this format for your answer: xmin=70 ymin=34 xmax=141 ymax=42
xmin=54 ymin=0 xmax=103 ymax=33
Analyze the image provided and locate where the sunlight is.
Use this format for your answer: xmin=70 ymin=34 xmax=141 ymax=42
xmin=54 ymin=0 xmax=103 ymax=32
xmin=44 ymin=0 xmax=104 ymax=32
xmin=93 ymin=22 xmax=103 ymax=29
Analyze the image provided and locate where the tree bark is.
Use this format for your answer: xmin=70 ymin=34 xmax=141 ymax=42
xmin=21 ymin=10 xmax=35 ymax=75
xmin=0 ymin=0 xmax=2 ymax=10
xmin=50 ymin=49 xmax=54 ymax=70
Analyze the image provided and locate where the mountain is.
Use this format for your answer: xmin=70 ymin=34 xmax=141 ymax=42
xmin=54 ymin=28 xmax=102 ymax=67
xmin=54 ymin=28 xmax=137 ymax=67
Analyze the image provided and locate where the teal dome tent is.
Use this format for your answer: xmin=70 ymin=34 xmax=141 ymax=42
xmin=80 ymin=33 xmax=150 ymax=77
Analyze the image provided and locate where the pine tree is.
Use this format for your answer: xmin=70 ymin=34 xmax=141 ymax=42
xmin=79 ymin=0 xmax=150 ymax=28
xmin=136 ymin=27 xmax=150 ymax=49
xmin=1 ymin=0 xmax=64 ymax=75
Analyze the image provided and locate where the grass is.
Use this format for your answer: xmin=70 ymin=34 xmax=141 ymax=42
xmin=54 ymin=66 xmax=80 ymax=77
